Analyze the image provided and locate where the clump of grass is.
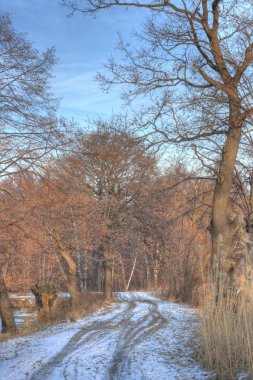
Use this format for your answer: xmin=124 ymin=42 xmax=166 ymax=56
xmin=199 ymin=277 xmax=253 ymax=380
xmin=65 ymin=292 xmax=104 ymax=322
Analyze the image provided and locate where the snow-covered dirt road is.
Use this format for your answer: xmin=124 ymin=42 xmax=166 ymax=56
xmin=0 ymin=292 xmax=213 ymax=380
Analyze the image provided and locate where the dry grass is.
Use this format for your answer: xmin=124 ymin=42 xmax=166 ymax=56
xmin=37 ymin=292 xmax=105 ymax=326
xmin=199 ymin=279 xmax=253 ymax=380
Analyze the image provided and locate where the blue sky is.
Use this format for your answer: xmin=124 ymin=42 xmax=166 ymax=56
xmin=1 ymin=0 xmax=147 ymax=123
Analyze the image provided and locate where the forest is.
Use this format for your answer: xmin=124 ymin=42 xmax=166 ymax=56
xmin=0 ymin=1 xmax=253 ymax=379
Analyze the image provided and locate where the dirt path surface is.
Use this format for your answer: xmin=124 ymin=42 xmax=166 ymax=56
xmin=0 ymin=292 xmax=213 ymax=379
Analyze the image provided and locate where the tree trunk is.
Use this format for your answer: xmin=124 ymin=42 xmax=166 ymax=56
xmin=145 ymin=254 xmax=150 ymax=289
xmin=97 ymin=260 xmax=104 ymax=292
xmin=77 ymin=251 xmax=84 ymax=292
xmin=211 ymin=100 xmax=243 ymax=298
xmin=84 ymin=259 xmax=88 ymax=292
xmin=153 ymin=259 xmax=159 ymax=288
xmin=64 ymin=253 xmax=79 ymax=306
xmin=249 ymin=172 xmax=253 ymax=235
xmin=50 ymin=232 xmax=79 ymax=306
xmin=153 ymin=242 xmax=160 ymax=289
xmin=103 ymin=242 xmax=113 ymax=300
xmin=118 ymin=254 xmax=127 ymax=290
xmin=125 ymin=252 xmax=137 ymax=291
xmin=0 ymin=271 xmax=16 ymax=334
xmin=31 ymin=284 xmax=57 ymax=325
xmin=245 ymin=172 xmax=253 ymax=259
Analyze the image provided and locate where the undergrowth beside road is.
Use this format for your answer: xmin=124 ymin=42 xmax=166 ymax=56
xmin=199 ymin=284 xmax=253 ymax=380
xmin=0 ymin=293 xmax=105 ymax=342
xmin=50 ymin=292 xmax=104 ymax=323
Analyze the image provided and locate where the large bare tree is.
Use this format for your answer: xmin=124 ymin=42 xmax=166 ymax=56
xmin=0 ymin=13 xmax=66 ymax=333
xmin=62 ymin=0 xmax=253 ymax=295
xmin=62 ymin=119 xmax=157 ymax=299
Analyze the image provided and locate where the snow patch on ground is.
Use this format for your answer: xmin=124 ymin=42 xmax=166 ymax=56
xmin=0 ymin=292 xmax=214 ymax=380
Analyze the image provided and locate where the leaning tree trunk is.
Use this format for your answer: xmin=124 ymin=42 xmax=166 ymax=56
xmin=103 ymin=241 xmax=113 ymax=300
xmin=50 ymin=232 xmax=79 ymax=306
xmin=211 ymin=99 xmax=243 ymax=299
xmin=0 ymin=271 xmax=16 ymax=334
xmin=60 ymin=248 xmax=79 ymax=306
xmin=125 ymin=252 xmax=137 ymax=292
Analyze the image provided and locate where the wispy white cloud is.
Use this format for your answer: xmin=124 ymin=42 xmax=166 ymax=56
xmin=51 ymin=66 xmax=124 ymax=120
xmin=1 ymin=0 xmax=147 ymax=121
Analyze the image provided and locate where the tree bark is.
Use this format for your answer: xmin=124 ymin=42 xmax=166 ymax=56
xmin=245 ymin=172 xmax=253 ymax=258
xmin=0 ymin=271 xmax=16 ymax=334
xmin=63 ymin=250 xmax=79 ymax=305
xmin=126 ymin=252 xmax=137 ymax=291
xmin=50 ymin=232 xmax=79 ymax=305
xmin=31 ymin=284 xmax=57 ymax=325
xmin=211 ymin=99 xmax=243 ymax=298
xmin=154 ymin=241 xmax=161 ymax=289
xmin=118 ymin=254 xmax=127 ymax=291
xmin=103 ymin=242 xmax=113 ymax=300
xmin=97 ymin=260 xmax=104 ymax=292
xmin=145 ymin=254 xmax=150 ymax=289
xmin=249 ymin=172 xmax=253 ymax=235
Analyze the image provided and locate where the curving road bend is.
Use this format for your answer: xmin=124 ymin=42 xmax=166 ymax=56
xmin=0 ymin=292 xmax=213 ymax=380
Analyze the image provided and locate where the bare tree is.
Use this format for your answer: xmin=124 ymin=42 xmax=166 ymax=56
xmin=0 ymin=14 xmax=67 ymax=176
xmin=62 ymin=0 xmax=253 ymax=296
xmin=62 ymin=119 xmax=157 ymax=299
xmin=0 ymin=13 xmax=67 ymax=333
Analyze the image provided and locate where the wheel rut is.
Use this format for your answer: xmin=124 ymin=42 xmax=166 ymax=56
xmin=30 ymin=301 xmax=136 ymax=380
xmin=108 ymin=299 xmax=167 ymax=379
xmin=0 ymin=292 xmax=213 ymax=380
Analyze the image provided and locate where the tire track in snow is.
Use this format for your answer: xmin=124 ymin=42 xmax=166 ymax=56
xmin=30 ymin=301 xmax=136 ymax=380
xmin=25 ymin=293 xmax=213 ymax=380
xmin=108 ymin=298 xmax=167 ymax=379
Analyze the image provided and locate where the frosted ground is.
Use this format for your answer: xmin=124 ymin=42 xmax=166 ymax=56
xmin=0 ymin=292 xmax=215 ymax=380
